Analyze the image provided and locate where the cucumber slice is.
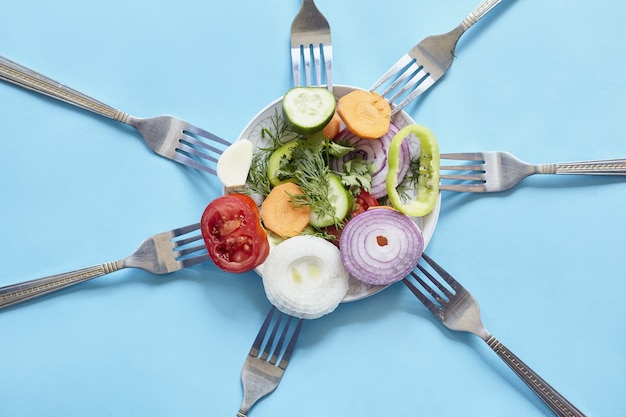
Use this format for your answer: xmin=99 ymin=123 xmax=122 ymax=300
xmin=282 ymin=87 xmax=336 ymax=135
xmin=309 ymin=173 xmax=353 ymax=228
xmin=267 ymin=140 xmax=298 ymax=186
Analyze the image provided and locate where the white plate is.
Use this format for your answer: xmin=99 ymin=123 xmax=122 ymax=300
xmin=236 ymin=85 xmax=441 ymax=302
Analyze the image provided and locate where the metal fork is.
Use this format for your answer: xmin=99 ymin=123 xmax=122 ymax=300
xmin=439 ymin=151 xmax=626 ymax=193
xmin=290 ymin=0 xmax=332 ymax=89
xmin=0 ymin=223 xmax=209 ymax=310
xmin=237 ymin=306 xmax=304 ymax=417
xmin=370 ymin=0 xmax=502 ymax=116
xmin=0 ymin=55 xmax=231 ymax=174
xmin=403 ymin=253 xmax=586 ymax=417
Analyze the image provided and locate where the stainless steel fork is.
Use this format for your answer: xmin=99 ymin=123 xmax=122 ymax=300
xmin=370 ymin=0 xmax=502 ymax=115
xmin=439 ymin=151 xmax=626 ymax=193
xmin=290 ymin=0 xmax=332 ymax=89
xmin=403 ymin=253 xmax=586 ymax=417
xmin=0 ymin=55 xmax=231 ymax=174
xmin=0 ymin=223 xmax=209 ymax=310
xmin=237 ymin=306 xmax=303 ymax=417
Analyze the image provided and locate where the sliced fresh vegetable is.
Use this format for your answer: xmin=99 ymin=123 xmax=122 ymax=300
xmin=339 ymin=208 xmax=424 ymax=285
xmin=322 ymin=189 xmax=378 ymax=246
xmin=282 ymin=87 xmax=336 ymax=135
xmin=261 ymin=182 xmax=311 ymax=238
xmin=261 ymin=235 xmax=350 ymax=319
xmin=267 ymin=140 xmax=299 ymax=186
xmin=308 ymin=173 xmax=353 ymax=228
xmin=336 ymin=90 xmax=391 ymax=139
xmin=200 ymin=194 xmax=270 ymax=274
xmin=321 ymin=111 xmax=341 ymax=140
xmin=216 ymin=139 xmax=253 ymax=191
xmin=272 ymin=143 xmax=349 ymax=228
xmin=386 ymin=124 xmax=440 ymax=217
xmin=332 ymin=122 xmax=410 ymax=199
xmin=351 ymin=189 xmax=378 ymax=217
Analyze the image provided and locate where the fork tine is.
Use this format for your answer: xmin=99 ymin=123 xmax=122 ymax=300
xmin=402 ymin=275 xmax=439 ymax=315
xmin=312 ymin=45 xmax=322 ymax=87
xmin=184 ymin=124 xmax=232 ymax=147
xmin=268 ymin=315 xmax=293 ymax=365
xmin=439 ymin=183 xmax=486 ymax=193
xmin=421 ymin=253 xmax=462 ymax=292
xmin=440 ymin=152 xmax=485 ymax=161
xmin=440 ymin=164 xmax=484 ymax=172
xmin=292 ymin=44 xmax=332 ymax=89
xmin=439 ymin=153 xmax=487 ymax=191
xmin=179 ymin=253 xmax=210 ymax=268
xmin=440 ymin=173 xmax=485 ymax=182
xmin=370 ymin=54 xmax=413 ymax=92
xmin=173 ymin=232 xmax=204 ymax=249
xmin=176 ymin=243 xmax=207 ymax=258
xmin=172 ymin=151 xmax=217 ymax=175
xmin=377 ymin=62 xmax=419 ymax=98
xmin=252 ymin=307 xmax=304 ymax=368
xmin=386 ymin=67 xmax=429 ymax=105
xmin=172 ymin=225 xmax=207 ymax=256
xmin=303 ymin=46 xmax=312 ymax=86
xmin=416 ymin=264 xmax=453 ymax=303
xmin=180 ymin=133 xmax=226 ymax=158
xmin=403 ymin=255 xmax=459 ymax=315
xmin=169 ymin=223 xmax=209 ymax=264
xmin=370 ymin=54 xmax=435 ymax=116
xmin=322 ymin=44 xmax=332 ymax=90
xmin=170 ymin=128 xmax=231 ymax=174
xmin=171 ymin=223 xmax=201 ymax=236
xmin=279 ymin=318 xmax=303 ymax=369
xmin=251 ymin=306 xmax=277 ymax=356
xmin=174 ymin=133 xmax=224 ymax=174
xmin=291 ymin=47 xmax=301 ymax=87
xmin=390 ymin=76 xmax=436 ymax=116
xmin=261 ymin=312 xmax=284 ymax=361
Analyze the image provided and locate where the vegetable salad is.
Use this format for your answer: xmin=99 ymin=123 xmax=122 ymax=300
xmin=203 ymin=87 xmax=440 ymax=319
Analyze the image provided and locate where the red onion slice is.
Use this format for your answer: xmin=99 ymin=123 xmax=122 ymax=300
xmin=331 ymin=122 xmax=410 ymax=199
xmin=339 ymin=208 xmax=424 ymax=285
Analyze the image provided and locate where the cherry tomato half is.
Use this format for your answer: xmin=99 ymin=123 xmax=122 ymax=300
xmin=200 ymin=194 xmax=270 ymax=274
xmin=351 ymin=189 xmax=379 ymax=217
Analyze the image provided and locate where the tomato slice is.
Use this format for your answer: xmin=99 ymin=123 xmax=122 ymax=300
xmin=351 ymin=189 xmax=378 ymax=217
xmin=200 ymin=194 xmax=270 ymax=274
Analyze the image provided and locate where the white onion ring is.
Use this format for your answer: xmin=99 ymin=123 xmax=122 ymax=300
xmin=339 ymin=209 xmax=424 ymax=285
xmin=262 ymin=235 xmax=350 ymax=319
xmin=332 ymin=122 xmax=410 ymax=199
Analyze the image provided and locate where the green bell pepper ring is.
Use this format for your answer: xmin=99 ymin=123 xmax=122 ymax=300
xmin=385 ymin=124 xmax=440 ymax=217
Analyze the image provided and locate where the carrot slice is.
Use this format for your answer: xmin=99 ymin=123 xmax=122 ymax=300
xmin=337 ymin=90 xmax=391 ymax=139
xmin=261 ymin=182 xmax=311 ymax=238
xmin=322 ymin=112 xmax=342 ymax=140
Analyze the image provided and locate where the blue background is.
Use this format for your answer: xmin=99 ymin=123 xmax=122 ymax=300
xmin=1 ymin=1 xmax=625 ymax=416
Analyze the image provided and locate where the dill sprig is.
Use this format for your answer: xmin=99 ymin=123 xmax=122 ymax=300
xmin=246 ymin=112 xmax=301 ymax=196
xmin=260 ymin=111 xmax=297 ymax=150
xmin=276 ymin=143 xmax=336 ymax=221
xmin=395 ymin=155 xmax=423 ymax=202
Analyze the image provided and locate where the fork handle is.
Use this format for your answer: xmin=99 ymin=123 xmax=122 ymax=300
xmin=461 ymin=0 xmax=503 ymax=31
xmin=0 ymin=262 xmax=122 ymax=310
xmin=484 ymin=336 xmax=586 ymax=417
xmin=539 ymin=159 xmax=626 ymax=175
xmin=0 ymin=55 xmax=130 ymax=123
